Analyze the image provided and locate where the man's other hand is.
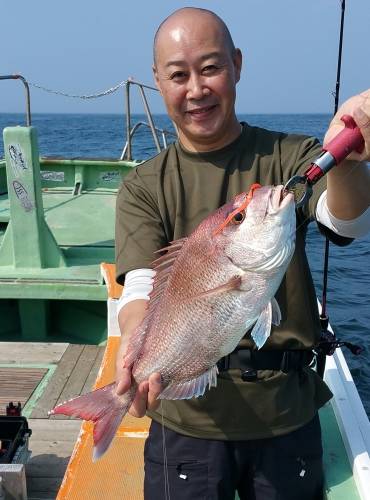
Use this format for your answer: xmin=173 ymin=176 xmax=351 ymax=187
xmin=115 ymin=299 xmax=162 ymax=417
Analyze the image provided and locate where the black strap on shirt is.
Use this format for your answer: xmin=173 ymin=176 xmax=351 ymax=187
xmin=217 ymin=348 xmax=314 ymax=382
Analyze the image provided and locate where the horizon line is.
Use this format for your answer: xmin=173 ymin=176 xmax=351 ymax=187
xmin=1 ymin=111 xmax=333 ymax=116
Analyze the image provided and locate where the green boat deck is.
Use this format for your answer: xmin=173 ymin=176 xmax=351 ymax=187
xmin=0 ymin=126 xmax=140 ymax=343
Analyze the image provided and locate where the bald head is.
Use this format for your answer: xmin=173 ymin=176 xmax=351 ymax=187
xmin=153 ymin=7 xmax=236 ymax=65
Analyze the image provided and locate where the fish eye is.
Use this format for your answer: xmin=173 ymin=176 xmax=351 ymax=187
xmin=231 ymin=210 xmax=245 ymax=225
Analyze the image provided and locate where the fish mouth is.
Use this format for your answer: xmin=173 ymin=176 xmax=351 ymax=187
xmin=269 ymin=186 xmax=294 ymax=212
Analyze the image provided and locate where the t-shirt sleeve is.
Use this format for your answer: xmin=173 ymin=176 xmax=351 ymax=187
xmin=115 ymin=173 xmax=167 ymax=285
xmin=281 ymin=134 xmax=325 ymax=222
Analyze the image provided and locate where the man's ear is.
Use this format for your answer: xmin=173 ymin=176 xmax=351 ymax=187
xmin=233 ymin=48 xmax=242 ymax=84
xmin=152 ymin=64 xmax=162 ymax=94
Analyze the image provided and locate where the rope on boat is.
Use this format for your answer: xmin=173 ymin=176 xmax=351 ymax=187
xmin=27 ymin=79 xmax=128 ymax=99
xmin=27 ymin=78 xmax=159 ymax=100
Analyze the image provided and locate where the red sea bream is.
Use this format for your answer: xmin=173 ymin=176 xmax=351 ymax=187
xmin=51 ymin=184 xmax=296 ymax=459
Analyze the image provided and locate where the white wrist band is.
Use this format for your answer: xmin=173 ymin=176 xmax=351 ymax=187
xmin=316 ymin=190 xmax=370 ymax=238
xmin=117 ymin=268 xmax=155 ymax=315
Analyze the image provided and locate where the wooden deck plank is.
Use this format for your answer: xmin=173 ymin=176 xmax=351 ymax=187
xmin=52 ymin=345 xmax=102 ymax=419
xmin=1 ymin=342 xmax=111 ymax=498
xmin=30 ymin=345 xmax=84 ymax=419
xmin=0 ymin=342 xmax=69 ymax=364
xmin=81 ymin=346 xmax=105 ymax=395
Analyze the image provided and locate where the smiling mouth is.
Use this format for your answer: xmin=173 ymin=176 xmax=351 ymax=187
xmin=187 ymin=105 xmax=217 ymax=115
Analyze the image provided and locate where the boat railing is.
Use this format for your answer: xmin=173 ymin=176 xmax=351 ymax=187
xmin=0 ymin=74 xmax=178 ymax=161
xmin=120 ymin=120 xmax=177 ymax=160
xmin=0 ymin=74 xmax=32 ymax=126
xmin=121 ymin=78 xmax=177 ymax=160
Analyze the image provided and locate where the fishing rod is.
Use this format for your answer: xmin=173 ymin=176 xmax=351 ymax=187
xmin=283 ymin=1 xmax=364 ymax=375
xmin=283 ymin=2 xmax=363 ymax=207
xmin=321 ymin=0 xmax=345 ymax=327
xmin=316 ymin=0 xmax=362 ymax=375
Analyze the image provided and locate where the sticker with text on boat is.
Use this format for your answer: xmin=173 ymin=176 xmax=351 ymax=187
xmin=100 ymin=171 xmax=121 ymax=182
xmin=41 ymin=171 xmax=65 ymax=182
xmin=13 ymin=180 xmax=34 ymax=212
xmin=8 ymin=144 xmax=28 ymax=178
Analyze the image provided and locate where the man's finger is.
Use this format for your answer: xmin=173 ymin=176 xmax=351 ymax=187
xmin=353 ymin=107 xmax=370 ymax=161
xmin=148 ymin=373 xmax=162 ymax=410
xmin=115 ymin=367 xmax=132 ymax=395
xmin=353 ymin=107 xmax=370 ymax=132
xmin=129 ymin=381 xmax=149 ymax=418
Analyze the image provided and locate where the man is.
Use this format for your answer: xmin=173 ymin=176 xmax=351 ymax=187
xmin=115 ymin=7 xmax=370 ymax=500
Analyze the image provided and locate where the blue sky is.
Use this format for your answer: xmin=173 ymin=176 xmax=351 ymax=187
xmin=1 ymin=0 xmax=369 ymax=114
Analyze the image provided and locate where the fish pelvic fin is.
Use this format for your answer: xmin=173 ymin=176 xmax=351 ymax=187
xmin=250 ymin=300 xmax=277 ymax=349
xmin=271 ymin=297 xmax=282 ymax=326
xmin=50 ymin=382 xmax=135 ymax=460
xmin=158 ymin=365 xmax=218 ymax=400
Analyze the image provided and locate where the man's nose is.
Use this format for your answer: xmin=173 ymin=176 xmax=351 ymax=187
xmin=186 ymin=74 xmax=209 ymax=100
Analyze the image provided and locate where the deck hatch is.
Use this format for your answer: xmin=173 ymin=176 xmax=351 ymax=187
xmin=0 ymin=364 xmax=55 ymax=417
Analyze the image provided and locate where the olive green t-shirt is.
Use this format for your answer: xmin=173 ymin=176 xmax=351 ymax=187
xmin=115 ymin=123 xmax=333 ymax=440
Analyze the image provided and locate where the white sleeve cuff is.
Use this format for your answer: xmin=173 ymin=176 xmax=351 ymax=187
xmin=316 ymin=190 xmax=370 ymax=238
xmin=116 ymin=268 xmax=155 ymax=315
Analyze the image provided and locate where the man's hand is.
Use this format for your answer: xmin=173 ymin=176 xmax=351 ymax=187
xmin=324 ymin=89 xmax=370 ymax=220
xmin=115 ymin=299 xmax=162 ymax=417
xmin=116 ymin=361 xmax=162 ymax=418
xmin=324 ymin=89 xmax=370 ymax=163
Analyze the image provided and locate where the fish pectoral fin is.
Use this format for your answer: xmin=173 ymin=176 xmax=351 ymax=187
xmin=193 ymin=275 xmax=242 ymax=301
xmin=250 ymin=301 xmax=273 ymax=349
xmin=271 ymin=297 xmax=282 ymax=326
xmin=158 ymin=365 xmax=218 ymax=400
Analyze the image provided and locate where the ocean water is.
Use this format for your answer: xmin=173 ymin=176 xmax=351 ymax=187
xmin=1 ymin=112 xmax=369 ymax=416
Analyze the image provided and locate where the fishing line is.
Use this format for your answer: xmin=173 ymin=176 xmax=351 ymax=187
xmin=160 ymin=401 xmax=171 ymax=500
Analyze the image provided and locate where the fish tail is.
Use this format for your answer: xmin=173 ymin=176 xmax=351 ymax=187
xmin=50 ymin=382 xmax=135 ymax=461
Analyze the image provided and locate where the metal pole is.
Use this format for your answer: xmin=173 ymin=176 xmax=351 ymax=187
xmin=126 ymin=79 xmax=158 ymax=92
xmin=138 ymin=85 xmax=161 ymax=153
xmin=0 ymin=74 xmax=32 ymax=126
xmin=124 ymin=81 xmax=132 ymax=160
xmin=162 ymin=131 xmax=167 ymax=149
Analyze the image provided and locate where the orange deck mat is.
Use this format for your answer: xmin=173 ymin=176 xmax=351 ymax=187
xmin=57 ymin=264 xmax=150 ymax=500
xmin=101 ymin=262 xmax=123 ymax=300
xmin=57 ymin=336 xmax=151 ymax=500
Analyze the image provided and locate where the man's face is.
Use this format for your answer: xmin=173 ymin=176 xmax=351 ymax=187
xmin=153 ymin=15 xmax=242 ymax=152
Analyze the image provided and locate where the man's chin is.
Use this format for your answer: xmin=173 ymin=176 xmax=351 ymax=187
xmin=179 ymin=128 xmax=225 ymax=151
xmin=185 ymin=121 xmax=222 ymax=140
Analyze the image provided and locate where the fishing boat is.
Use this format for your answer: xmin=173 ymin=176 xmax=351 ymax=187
xmin=0 ymin=72 xmax=369 ymax=500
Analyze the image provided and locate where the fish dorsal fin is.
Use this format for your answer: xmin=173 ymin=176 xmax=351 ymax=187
xmin=124 ymin=238 xmax=187 ymax=366
xmin=158 ymin=365 xmax=218 ymax=400
xmin=149 ymin=238 xmax=188 ymax=305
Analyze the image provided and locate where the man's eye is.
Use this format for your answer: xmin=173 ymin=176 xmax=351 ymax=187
xmin=202 ymin=65 xmax=217 ymax=74
xmin=170 ymin=72 xmax=187 ymax=81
